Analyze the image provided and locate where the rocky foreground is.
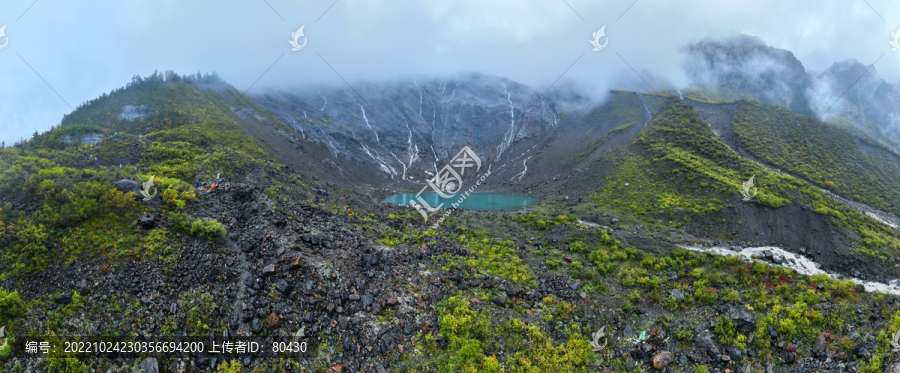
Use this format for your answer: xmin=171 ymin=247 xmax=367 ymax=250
xmin=3 ymin=163 xmax=900 ymax=373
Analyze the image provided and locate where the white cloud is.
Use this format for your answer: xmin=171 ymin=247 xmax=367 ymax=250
xmin=1 ymin=0 xmax=898 ymax=145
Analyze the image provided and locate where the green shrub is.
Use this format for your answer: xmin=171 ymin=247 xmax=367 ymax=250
xmin=190 ymin=217 xmax=226 ymax=239
xmin=629 ymin=290 xmax=641 ymax=303
xmin=569 ymin=241 xmax=587 ymax=254
xmin=437 ymin=295 xmax=497 ymax=372
xmin=162 ymin=188 xmax=179 ymax=205
xmin=168 ymin=212 xmax=192 ymax=233
xmin=693 ymin=280 xmax=718 ymax=305
xmin=182 ymin=289 xmax=217 ymax=334
xmin=722 ymin=288 xmax=740 ymax=302
xmin=713 ymin=316 xmax=738 ymax=346
xmin=180 ymin=190 xmax=196 ymax=202
xmin=664 ymin=295 xmax=678 ymax=311
xmin=2 ymin=222 xmax=50 ymax=275
xmin=0 ymin=288 xmax=25 ymax=325
xmin=675 ymin=327 xmax=693 ymax=341
xmin=589 ymin=249 xmax=609 ymax=266
xmin=217 ymin=360 xmax=242 ymax=373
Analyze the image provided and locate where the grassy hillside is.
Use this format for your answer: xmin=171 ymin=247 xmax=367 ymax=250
xmin=592 ymin=97 xmax=900 ymax=255
xmin=0 ymin=75 xmax=280 ymax=278
xmin=734 ymin=100 xmax=900 ymax=215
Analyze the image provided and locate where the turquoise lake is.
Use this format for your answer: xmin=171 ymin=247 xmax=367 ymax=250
xmin=381 ymin=192 xmax=539 ymax=211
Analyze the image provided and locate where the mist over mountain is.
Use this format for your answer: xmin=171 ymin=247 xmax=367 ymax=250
xmin=681 ymin=34 xmax=900 ymax=150
xmin=250 ymin=73 xmax=592 ymax=182
xmin=682 ymin=34 xmax=814 ymax=115
xmin=808 ymin=59 xmax=900 ymax=148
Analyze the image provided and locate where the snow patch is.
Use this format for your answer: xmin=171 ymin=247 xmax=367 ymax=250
xmin=682 ymin=245 xmax=900 ymax=295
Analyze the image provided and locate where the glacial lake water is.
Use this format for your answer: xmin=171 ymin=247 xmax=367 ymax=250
xmin=381 ymin=192 xmax=539 ymax=211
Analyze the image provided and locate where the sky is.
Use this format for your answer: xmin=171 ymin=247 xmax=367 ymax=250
xmin=1 ymin=0 xmax=898 ymax=145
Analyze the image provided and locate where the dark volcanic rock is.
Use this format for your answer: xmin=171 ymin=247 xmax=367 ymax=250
xmin=693 ymin=330 xmax=720 ymax=359
xmin=232 ymin=187 xmax=254 ymax=201
xmin=75 ymin=279 xmax=91 ymax=295
xmin=133 ymin=357 xmax=159 ymax=373
xmin=114 ymin=179 xmax=143 ymax=200
xmin=361 ymin=294 xmax=374 ymax=306
xmin=725 ymin=305 xmax=755 ymax=332
xmin=54 ymin=291 xmax=73 ymax=305
xmin=767 ymin=324 xmax=779 ymax=338
xmin=782 ymin=351 xmax=797 ymax=364
xmin=492 ymin=295 xmax=507 ymax=307
xmin=274 ymin=279 xmax=294 ymax=296
xmin=853 ymin=337 xmax=875 ymax=358
xmin=140 ymin=212 xmax=155 ymax=229
xmin=812 ymin=333 xmax=827 ymax=358
xmin=726 ymin=345 xmax=742 ymax=361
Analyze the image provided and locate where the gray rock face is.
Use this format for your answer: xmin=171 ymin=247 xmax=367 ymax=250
xmin=274 ymin=279 xmax=294 ymax=296
xmin=669 ymin=289 xmax=684 ymax=301
xmin=54 ymin=292 xmax=73 ymax=305
xmin=120 ymin=105 xmax=159 ymax=121
xmin=140 ymin=212 xmax=155 ymax=229
xmin=725 ymin=305 xmax=755 ymax=333
xmin=812 ymin=333 xmax=827 ymax=358
xmin=61 ymin=134 xmax=104 ymax=145
xmin=115 ymin=179 xmax=143 ymax=200
xmin=693 ymin=330 xmax=720 ymax=359
xmin=251 ymin=318 xmax=262 ymax=333
xmin=252 ymin=73 xmax=589 ymax=177
xmin=132 ymin=357 xmax=159 ymax=373
xmin=361 ymin=294 xmax=374 ymax=306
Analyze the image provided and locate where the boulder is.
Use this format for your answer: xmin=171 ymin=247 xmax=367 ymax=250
xmin=274 ymin=279 xmax=294 ymax=296
xmin=812 ymin=333 xmax=827 ymax=358
xmin=114 ymin=179 xmax=143 ymax=200
xmin=132 ymin=357 xmax=159 ymax=373
xmin=140 ymin=212 xmax=155 ymax=229
xmin=54 ymin=291 xmax=73 ymax=305
xmin=651 ymin=351 xmax=673 ymax=370
xmin=693 ymin=330 xmax=720 ymax=359
xmin=75 ymin=279 xmax=91 ymax=295
xmin=725 ymin=305 xmax=755 ymax=333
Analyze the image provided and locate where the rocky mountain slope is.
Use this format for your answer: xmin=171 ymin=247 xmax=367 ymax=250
xmin=2 ymin=63 xmax=900 ymax=373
